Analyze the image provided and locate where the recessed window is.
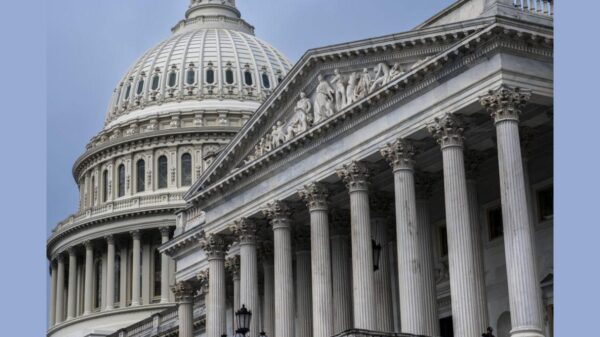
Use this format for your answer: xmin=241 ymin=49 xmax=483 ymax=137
xmin=244 ymin=71 xmax=253 ymax=86
xmin=168 ymin=71 xmax=177 ymax=88
xmin=136 ymin=79 xmax=144 ymax=95
xmin=136 ymin=159 xmax=145 ymax=193
xmin=153 ymin=249 xmax=162 ymax=298
xmin=206 ymin=69 xmax=215 ymax=84
xmin=158 ymin=156 xmax=168 ymax=189
xmin=186 ymin=69 xmax=196 ymax=85
xmin=124 ymin=83 xmax=132 ymax=100
xmin=117 ymin=164 xmax=125 ymax=197
xmin=488 ymin=206 xmax=504 ymax=240
xmin=438 ymin=226 xmax=448 ymax=258
xmin=181 ymin=153 xmax=192 ymax=186
xmin=225 ymin=69 xmax=234 ymax=85
xmin=262 ymin=73 xmax=271 ymax=89
xmin=537 ymin=185 xmax=553 ymax=221
xmin=102 ymin=170 xmax=108 ymax=202
xmin=114 ymin=86 xmax=122 ymax=106
xmin=151 ymin=74 xmax=160 ymax=90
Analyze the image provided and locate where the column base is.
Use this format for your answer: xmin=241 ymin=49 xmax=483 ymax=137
xmin=511 ymin=326 xmax=545 ymax=337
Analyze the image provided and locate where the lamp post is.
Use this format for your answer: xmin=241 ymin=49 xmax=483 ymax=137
xmin=235 ymin=305 xmax=252 ymax=337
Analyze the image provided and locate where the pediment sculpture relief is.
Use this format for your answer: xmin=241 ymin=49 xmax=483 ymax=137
xmin=244 ymin=61 xmax=410 ymax=164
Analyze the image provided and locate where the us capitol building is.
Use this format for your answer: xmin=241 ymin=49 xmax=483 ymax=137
xmin=46 ymin=1 xmax=554 ymax=337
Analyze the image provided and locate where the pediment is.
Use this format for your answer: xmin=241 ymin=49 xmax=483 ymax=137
xmin=184 ymin=16 xmax=553 ymax=203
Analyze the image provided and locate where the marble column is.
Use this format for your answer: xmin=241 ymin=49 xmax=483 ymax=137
xmin=131 ymin=230 xmax=141 ymax=307
xmin=299 ymin=183 xmax=333 ymax=337
xmin=201 ymin=234 xmax=229 ymax=337
xmin=260 ymin=254 xmax=275 ymax=337
xmin=160 ymin=227 xmax=171 ymax=303
xmin=83 ymin=241 xmax=94 ymax=316
xmin=295 ymin=245 xmax=313 ymax=337
xmin=231 ymin=218 xmax=260 ymax=337
xmin=55 ymin=254 xmax=65 ymax=324
xmin=330 ymin=210 xmax=353 ymax=333
xmin=427 ymin=113 xmax=487 ymax=337
xmin=415 ymin=172 xmax=441 ymax=336
xmin=105 ymin=235 xmax=116 ymax=310
xmin=49 ymin=261 xmax=57 ymax=327
xmin=67 ymin=248 xmax=78 ymax=320
xmin=173 ymin=282 xmax=195 ymax=337
xmin=465 ymin=151 xmax=491 ymax=332
xmin=226 ymin=256 xmax=242 ymax=332
xmin=264 ymin=201 xmax=295 ymax=337
xmin=119 ymin=244 xmax=128 ymax=307
xmin=336 ymin=161 xmax=376 ymax=330
xmin=480 ymin=86 xmax=544 ymax=337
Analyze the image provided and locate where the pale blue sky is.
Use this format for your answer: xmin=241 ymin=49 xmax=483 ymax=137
xmin=46 ymin=0 xmax=456 ymax=233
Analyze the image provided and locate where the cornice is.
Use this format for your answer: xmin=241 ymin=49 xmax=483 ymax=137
xmin=185 ymin=21 xmax=552 ymax=209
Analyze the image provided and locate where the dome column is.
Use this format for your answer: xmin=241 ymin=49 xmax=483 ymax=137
xmin=48 ymin=261 xmax=57 ymax=327
xmin=160 ymin=227 xmax=172 ymax=303
xmin=83 ymin=241 xmax=94 ymax=316
xmin=67 ymin=248 xmax=78 ymax=320
xmin=105 ymin=235 xmax=116 ymax=310
xmin=131 ymin=230 xmax=142 ymax=307
xmin=55 ymin=254 xmax=66 ymax=324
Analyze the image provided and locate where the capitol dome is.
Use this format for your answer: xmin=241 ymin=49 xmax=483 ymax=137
xmin=105 ymin=0 xmax=293 ymax=128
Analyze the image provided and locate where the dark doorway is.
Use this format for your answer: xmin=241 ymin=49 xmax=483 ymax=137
xmin=440 ymin=316 xmax=454 ymax=337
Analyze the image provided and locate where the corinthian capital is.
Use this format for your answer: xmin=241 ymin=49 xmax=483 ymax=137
xmin=336 ymin=161 xmax=370 ymax=192
xmin=263 ymin=200 xmax=292 ymax=225
xmin=171 ymin=281 xmax=195 ymax=303
xmin=427 ymin=113 xmax=466 ymax=149
xmin=380 ymin=138 xmax=417 ymax=171
xmin=225 ymin=255 xmax=241 ymax=279
xmin=299 ymin=182 xmax=329 ymax=211
xmin=199 ymin=234 xmax=229 ymax=259
xmin=230 ymin=218 xmax=258 ymax=244
xmin=479 ymin=85 xmax=531 ymax=124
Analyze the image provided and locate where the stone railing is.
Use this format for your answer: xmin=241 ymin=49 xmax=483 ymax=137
xmin=333 ymin=330 xmax=431 ymax=337
xmin=53 ymin=192 xmax=186 ymax=234
xmin=108 ymin=301 xmax=206 ymax=337
xmin=512 ymin=0 xmax=554 ymax=16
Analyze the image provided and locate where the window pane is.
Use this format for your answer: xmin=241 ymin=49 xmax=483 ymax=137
xmin=151 ymin=74 xmax=160 ymax=90
xmin=244 ymin=71 xmax=253 ymax=86
xmin=168 ymin=72 xmax=177 ymax=88
xmin=102 ymin=170 xmax=108 ymax=202
xmin=124 ymin=84 xmax=131 ymax=100
xmin=206 ymin=69 xmax=215 ymax=84
xmin=225 ymin=69 xmax=234 ymax=84
xmin=136 ymin=160 xmax=145 ymax=193
xmin=154 ymin=250 xmax=161 ymax=297
xmin=181 ymin=153 xmax=192 ymax=186
xmin=136 ymin=79 xmax=144 ymax=95
xmin=158 ymin=156 xmax=168 ymax=189
xmin=262 ymin=73 xmax=271 ymax=88
xmin=118 ymin=164 xmax=125 ymax=197
xmin=186 ymin=69 xmax=196 ymax=85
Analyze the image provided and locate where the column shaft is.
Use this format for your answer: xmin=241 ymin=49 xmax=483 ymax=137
xmin=175 ymin=284 xmax=195 ymax=337
xmin=331 ymin=235 xmax=353 ymax=334
xmin=131 ymin=231 xmax=141 ymax=306
xmin=416 ymin=199 xmax=440 ymax=336
xmin=67 ymin=250 xmax=78 ymax=320
xmin=161 ymin=228 xmax=171 ymax=303
xmin=106 ymin=237 xmax=115 ymax=310
xmin=142 ymin=242 xmax=151 ymax=305
xmin=208 ymin=256 xmax=226 ymax=337
xmin=240 ymin=242 xmax=259 ymax=337
xmin=273 ymin=222 xmax=294 ymax=337
xmin=262 ymin=261 xmax=274 ymax=337
xmin=388 ymin=241 xmax=401 ymax=332
xmin=55 ymin=256 xmax=65 ymax=324
xmin=372 ymin=218 xmax=394 ymax=332
xmin=49 ymin=262 xmax=57 ymax=327
xmin=83 ymin=243 xmax=94 ymax=315
xmin=119 ymin=245 xmax=128 ymax=307
xmin=296 ymin=250 xmax=313 ymax=337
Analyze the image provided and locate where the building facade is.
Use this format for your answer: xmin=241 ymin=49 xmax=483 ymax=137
xmin=48 ymin=1 xmax=554 ymax=337
xmin=46 ymin=1 xmax=291 ymax=336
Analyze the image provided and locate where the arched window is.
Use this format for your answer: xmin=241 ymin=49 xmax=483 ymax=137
xmin=153 ymin=249 xmax=162 ymax=298
xmin=124 ymin=83 xmax=131 ymax=100
xmin=158 ymin=156 xmax=168 ymax=189
xmin=181 ymin=153 xmax=192 ymax=186
xmin=206 ymin=69 xmax=215 ymax=84
xmin=151 ymin=73 xmax=160 ymax=90
xmin=262 ymin=73 xmax=271 ymax=89
xmin=225 ymin=69 xmax=234 ymax=85
xmin=244 ymin=71 xmax=253 ymax=86
xmin=168 ymin=71 xmax=177 ymax=88
xmin=186 ymin=69 xmax=196 ymax=85
xmin=114 ymin=255 xmax=121 ymax=304
xmin=136 ymin=79 xmax=144 ymax=95
xmin=102 ymin=170 xmax=108 ymax=202
xmin=136 ymin=159 xmax=145 ymax=193
xmin=91 ymin=176 xmax=96 ymax=205
xmin=94 ymin=260 xmax=103 ymax=309
xmin=117 ymin=164 xmax=125 ymax=197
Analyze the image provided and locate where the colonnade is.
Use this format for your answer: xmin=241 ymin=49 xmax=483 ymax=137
xmin=47 ymin=227 xmax=174 ymax=328
xmin=174 ymin=87 xmax=545 ymax=337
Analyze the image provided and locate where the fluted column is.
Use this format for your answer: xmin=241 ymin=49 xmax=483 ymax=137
xmin=105 ymin=235 xmax=116 ymax=310
xmin=49 ymin=261 xmax=57 ymax=327
xmin=336 ymin=161 xmax=376 ymax=330
xmin=231 ymin=218 xmax=260 ymax=337
xmin=295 ymin=240 xmax=313 ymax=337
xmin=427 ymin=113 xmax=486 ymax=337
xmin=481 ymin=86 xmax=544 ymax=337
xmin=415 ymin=172 xmax=441 ymax=336
xmin=201 ymin=234 xmax=229 ymax=337
xmin=227 ymin=256 xmax=242 ymax=332
xmin=160 ymin=227 xmax=171 ymax=303
xmin=369 ymin=193 xmax=394 ymax=333
xmin=465 ymin=151 xmax=491 ymax=332
xmin=67 ymin=248 xmax=78 ymax=320
xmin=300 ymin=183 xmax=333 ymax=337
xmin=330 ymin=210 xmax=353 ymax=334
xmin=55 ymin=254 xmax=66 ymax=324
xmin=264 ymin=201 xmax=295 ymax=337
xmin=173 ymin=282 xmax=195 ymax=337
xmin=131 ymin=230 xmax=141 ymax=307
xmin=83 ymin=241 xmax=94 ymax=316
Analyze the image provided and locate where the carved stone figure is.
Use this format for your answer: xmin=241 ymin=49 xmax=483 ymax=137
xmin=324 ymin=101 xmax=335 ymax=119
xmin=314 ymin=74 xmax=335 ymax=124
xmin=294 ymin=92 xmax=312 ymax=120
xmin=285 ymin=124 xmax=295 ymax=142
xmin=271 ymin=121 xmax=286 ymax=148
xmin=289 ymin=92 xmax=311 ymax=135
xmin=331 ymin=69 xmax=347 ymax=110
xmin=389 ymin=62 xmax=405 ymax=80
xmin=370 ymin=62 xmax=391 ymax=92
xmin=346 ymin=72 xmax=358 ymax=106
xmin=354 ymin=68 xmax=371 ymax=101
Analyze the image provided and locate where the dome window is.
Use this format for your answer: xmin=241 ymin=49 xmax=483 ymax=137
xmin=262 ymin=73 xmax=271 ymax=89
xmin=124 ymin=83 xmax=132 ymax=101
xmin=206 ymin=69 xmax=215 ymax=85
xmin=136 ymin=79 xmax=144 ymax=95
xmin=151 ymin=74 xmax=160 ymax=91
xmin=117 ymin=164 xmax=125 ymax=197
xmin=168 ymin=71 xmax=177 ymax=88
xmin=225 ymin=69 xmax=234 ymax=85
xmin=158 ymin=156 xmax=168 ymax=189
xmin=136 ymin=159 xmax=145 ymax=193
xmin=244 ymin=70 xmax=253 ymax=86
xmin=186 ymin=69 xmax=196 ymax=85
xmin=102 ymin=170 xmax=109 ymax=202
xmin=181 ymin=153 xmax=192 ymax=186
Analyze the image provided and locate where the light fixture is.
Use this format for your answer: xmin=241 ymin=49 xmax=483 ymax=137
xmin=235 ymin=304 xmax=252 ymax=336
xmin=372 ymin=238 xmax=382 ymax=271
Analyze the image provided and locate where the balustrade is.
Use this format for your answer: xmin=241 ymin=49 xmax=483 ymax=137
xmin=513 ymin=0 xmax=554 ymax=16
